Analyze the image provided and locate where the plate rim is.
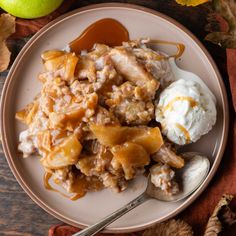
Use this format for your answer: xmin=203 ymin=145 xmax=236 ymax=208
xmin=0 ymin=3 xmax=229 ymax=233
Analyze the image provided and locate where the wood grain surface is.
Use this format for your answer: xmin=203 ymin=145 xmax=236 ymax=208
xmin=0 ymin=1 xmax=232 ymax=235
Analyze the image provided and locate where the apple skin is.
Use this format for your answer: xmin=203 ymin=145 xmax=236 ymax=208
xmin=0 ymin=0 xmax=64 ymax=19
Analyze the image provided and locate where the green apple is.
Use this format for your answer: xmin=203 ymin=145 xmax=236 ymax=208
xmin=0 ymin=0 xmax=64 ymax=19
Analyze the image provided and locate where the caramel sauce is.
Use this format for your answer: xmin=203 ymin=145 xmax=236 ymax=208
xmin=69 ymin=18 xmax=129 ymax=54
xmin=69 ymin=18 xmax=184 ymax=59
xmin=163 ymin=96 xmax=198 ymax=112
xmin=149 ymin=39 xmax=185 ymax=58
xmin=44 ymin=172 xmax=55 ymax=191
xmin=44 ymin=172 xmax=69 ymax=197
xmin=44 ymin=172 xmax=103 ymax=201
xmin=175 ymin=123 xmax=190 ymax=143
xmin=44 ymin=172 xmax=85 ymax=200
xmin=70 ymin=193 xmax=84 ymax=201
xmin=70 ymin=176 xmax=103 ymax=200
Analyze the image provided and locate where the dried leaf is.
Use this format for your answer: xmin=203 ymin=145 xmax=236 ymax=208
xmin=205 ymin=13 xmax=228 ymax=32
xmin=220 ymin=206 xmax=236 ymax=226
xmin=176 ymin=0 xmax=210 ymax=6
xmin=205 ymin=0 xmax=236 ymax=48
xmin=205 ymin=31 xmax=236 ymax=47
xmin=213 ymin=0 xmax=236 ymax=32
xmin=143 ymin=219 xmax=193 ymax=236
xmin=0 ymin=41 xmax=11 ymax=72
xmin=204 ymin=194 xmax=234 ymax=236
xmin=0 ymin=14 xmax=15 ymax=72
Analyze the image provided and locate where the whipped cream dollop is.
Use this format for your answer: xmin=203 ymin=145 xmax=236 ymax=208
xmin=155 ymin=79 xmax=217 ymax=145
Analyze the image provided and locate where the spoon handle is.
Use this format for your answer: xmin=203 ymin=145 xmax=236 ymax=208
xmin=72 ymin=192 xmax=150 ymax=236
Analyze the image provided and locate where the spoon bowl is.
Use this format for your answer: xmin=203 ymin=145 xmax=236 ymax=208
xmin=146 ymin=152 xmax=210 ymax=202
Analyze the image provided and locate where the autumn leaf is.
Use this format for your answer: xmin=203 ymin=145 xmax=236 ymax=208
xmin=205 ymin=0 xmax=236 ymax=48
xmin=176 ymin=0 xmax=210 ymax=6
xmin=0 ymin=14 xmax=15 ymax=72
xmin=204 ymin=194 xmax=235 ymax=236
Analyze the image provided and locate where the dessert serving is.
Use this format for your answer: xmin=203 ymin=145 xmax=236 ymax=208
xmin=15 ymin=19 xmax=217 ymax=200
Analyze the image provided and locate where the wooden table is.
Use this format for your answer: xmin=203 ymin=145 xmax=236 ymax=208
xmin=0 ymin=1 xmax=231 ymax=235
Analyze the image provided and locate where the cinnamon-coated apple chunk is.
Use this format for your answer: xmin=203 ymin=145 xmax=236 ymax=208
xmin=111 ymin=142 xmax=149 ymax=180
xmin=89 ymin=124 xmax=127 ymax=146
xmin=109 ymin=48 xmax=159 ymax=99
xmin=41 ymin=134 xmax=82 ymax=169
xmin=129 ymin=127 xmax=163 ymax=154
xmin=43 ymin=52 xmax=78 ymax=82
xmin=44 ymin=54 xmax=67 ymax=72
xmin=15 ymin=101 xmax=38 ymax=125
xmin=89 ymin=124 xmax=163 ymax=154
xmin=41 ymin=50 xmax=66 ymax=61
xmin=152 ymin=143 xmax=184 ymax=168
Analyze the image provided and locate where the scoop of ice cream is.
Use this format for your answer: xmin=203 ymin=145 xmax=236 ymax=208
xmin=155 ymin=79 xmax=217 ymax=145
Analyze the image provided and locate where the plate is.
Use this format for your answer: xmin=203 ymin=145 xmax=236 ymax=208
xmin=0 ymin=3 xmax=229 ymax=233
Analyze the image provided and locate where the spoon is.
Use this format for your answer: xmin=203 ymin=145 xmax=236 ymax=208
xmin=73 ymin=152 xmax=210 ymax=236
xmin=168 ymin=57 xmax=216 ymax=103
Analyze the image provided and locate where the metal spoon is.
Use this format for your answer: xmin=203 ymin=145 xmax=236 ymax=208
xmin=73 ymin=152 xmax=210 ymax=236
xmin=168 ymin=57 xmax=216 ymax=103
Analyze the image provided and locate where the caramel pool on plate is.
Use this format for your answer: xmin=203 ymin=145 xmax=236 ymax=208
xmin=69 ymin=18 xmax=130 ymax=54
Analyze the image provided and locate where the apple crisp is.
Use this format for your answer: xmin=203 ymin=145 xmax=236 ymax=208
xmin=16 ymin=39 xmax=184 ymax=199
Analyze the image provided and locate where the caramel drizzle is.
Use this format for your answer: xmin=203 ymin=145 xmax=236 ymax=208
xmin=175 ymin=123 xmax=190 ymax=143
xmin=43 ymin=172 xmax=82 ymax=201
xmin=68 ymin=18 xmax=184 ymax=58
xmin=163 ymin=96 xmax=198 ymax=112
xmin=149 ymin=39 xmax=185 ymax=59
xmin=44 ymin=172 xmax=55 ymax=191
xmin=70 ymin=193 xmax=84 ymax=201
